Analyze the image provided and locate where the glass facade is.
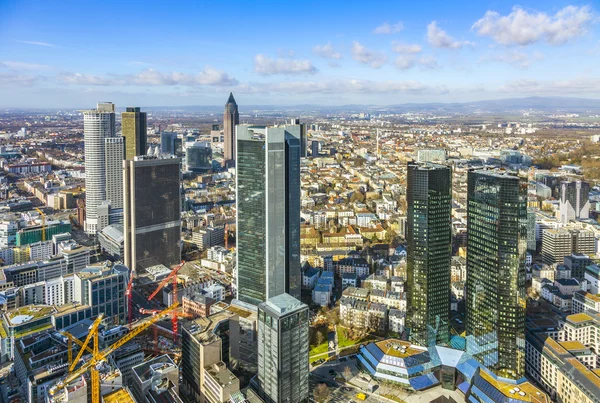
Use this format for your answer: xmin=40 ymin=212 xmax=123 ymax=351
xmin=124 ymin=157 xmax=181 ymax=271
xmin=121 ymin=107 xmax=147 ymax=160
xmin=406 ymin=162 xmax=452 ymax=347
xmin=466 ymin=170 xmax=527 ymax=380
xmin=257 ymin=294 xmax=309 ymax=403
xmin=236 ymin=125 xmax=301 ymax=306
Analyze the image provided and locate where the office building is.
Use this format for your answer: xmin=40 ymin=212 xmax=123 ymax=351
xmin=236 ymin=124 xmax=301 ymax=306
xmin=466 ymin=169 xmax=527 ymax=380
xmin=223 ymin=93 xmax=239 ymax=165
xmin=104 ymin=137 xmax=124 ymax=209
xmin=257 ymin=293 xmax=309 ymax=403
xmin=185 ymin=141 xmax=213 ymax=172
xmin=121 ymin=107 xmax=147 ymax=160
xmin=311 ymin=141 xmax=319 ymax=158
xmin=406 ymin=162 xmax=451 ymax=347
xmin=416 ymin=149 xmax=446 ymax=163
xmin=542 ymin=229 xmax=573 ymax=265
xmin=131 ymin=355 xmax=179 ymax=403
xmin=290 ymin=118 xmax=307 ymax=158
xmin=180 ymin=309 xmax=240 ymax=402
xmin=560 ymin=180 xmax=590 ymax=224
xmin=123 ymin=156 xmax=181 ymax=272
xmin=160 ymin=131 xmax=180 ymax=155
xmin=82 ymin=102 xmax=116 ymax=234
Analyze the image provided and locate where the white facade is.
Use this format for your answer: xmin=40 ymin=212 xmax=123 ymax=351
xmin=104 ymin=137 xmax=124 ymax=210
xmin=83 ymin=102 xmax=116 ymax=234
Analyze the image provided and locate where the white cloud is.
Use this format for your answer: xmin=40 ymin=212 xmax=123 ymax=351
xmin=427 ymin=21 xmax=474 ymax=49
xmin=253 ymin=54 xmax=318 ymax=75
xmin=395 ymin=56 xmax=415 ymax=70
xmin=236 ymin=78 xmax=433 ymax=95
xmin=0 ymin=73 xmax=39 ymax=86
xmin=391 ymin=42 xmax=422 ymax=54
xmin=472 ymin=5 xmax=594 ymax=46
xmin=351 ymin=42 xmax=388 ymax=68
xmin=373 ymin=21 xmax=404 ymax=34
xmin=499 ymin=76 xmax=600 ymax=94
xmin=58 ymin=67 xmax=238 ymax=87
xmin=0 ymin=61 xmax=51 ymax=70
xmin=313 ymin=43 xmax=342 ymax=59
xmin=18 ymin=40 xmax=55 ymax=47
xmin=394 ymin=55 xmax=439 ymax=70
xmin=480 ymin=50 xmax=544 ymax=68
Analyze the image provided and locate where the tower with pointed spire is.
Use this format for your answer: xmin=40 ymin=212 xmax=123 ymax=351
xmin=223 ymin=92 xmax=239 ymax=166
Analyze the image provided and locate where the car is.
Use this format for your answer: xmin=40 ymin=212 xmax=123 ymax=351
xmin=344 ymin=387 xmax=353 ymax=392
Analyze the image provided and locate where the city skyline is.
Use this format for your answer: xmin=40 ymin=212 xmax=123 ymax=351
xmin=1 ymin=0 xmax=599 ymax=108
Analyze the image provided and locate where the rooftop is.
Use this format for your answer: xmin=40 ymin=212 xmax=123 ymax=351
xmin=567 ymin=312 xmax=593 ymax=324
xmin=102 ymin=388 xmax=135 ymax=403
xmin=478 ymin=368 xmax=548 ymax=403
xmin=5 ymin=305 xmax=55 ymax=325
xmin=261 ymin=293 xmax=306 ymax=316
xmin=376 ymin=339 xmax=426 ymax=359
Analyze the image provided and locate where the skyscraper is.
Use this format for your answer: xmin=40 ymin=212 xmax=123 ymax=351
xmin=223 ymin=93 xmax=239 ymax=166
xmin=104 ymin=137 xmax=124 ymax=209
xmin=123 ymin=156 xmax=181 ymax=272
xmin=290 ymin=118 xmax=307 ymax=158
xmin=82 ymin=102 xmax=116 ymax=234
xmin=236 ymin=124 xmax=301 ymax=306
xmin=559 ymin=180 xmax=590 ymax=224
xmin=257 ymin=293 xmax=309 ymax=403
xmin=466 ymin=169 xmax=527 ymax=380
xmin=406 ymin=162 xmax=451 ymax=347
xmin=121 ymin=107 xmax=147 ymax=160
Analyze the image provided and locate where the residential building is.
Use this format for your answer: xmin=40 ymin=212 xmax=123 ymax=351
xmin=257 ymin=294 xmax=309 ymax=403
xmin=406 ymin=162 xmax=451 ymax=347
xmin=236 ymin=124 xmax=301 ymax=306
xmin=123 ymin=156 xmax=181 ymax=272
xmin=466 ymin=169 xmax=527 ymax=380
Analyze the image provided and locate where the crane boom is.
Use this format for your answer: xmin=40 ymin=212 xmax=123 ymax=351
xmin=51 ymin=303 xmax=179 ymax=398
xmin=68 ymin=315 xmax=103 ymax=372
xmin=147 ymin=261 xmax=185 ymax=301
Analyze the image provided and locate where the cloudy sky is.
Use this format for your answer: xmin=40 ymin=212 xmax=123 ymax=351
xmin=0 ymin=0 xmax=599 ymax=108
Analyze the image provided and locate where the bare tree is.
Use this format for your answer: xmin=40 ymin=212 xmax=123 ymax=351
xmin=315 ymin=330 xmax=324 ymax=346
xmin=343 ymin=365 xmax=353 ymax=380
xmin=313 ymin=383 xmax=330 ymax=403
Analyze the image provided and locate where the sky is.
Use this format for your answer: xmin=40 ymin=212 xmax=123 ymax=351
xmin=0 ymin=0 xmax=599 ymax=108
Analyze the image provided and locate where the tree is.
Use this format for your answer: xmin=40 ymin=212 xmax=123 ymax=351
xmin=313 ymin=383 xmax=330 ymax=403
xmin=343 ymin=365 xmax=353 ymax=380
xmin=315 ymin=330 xmax=325 ymax=346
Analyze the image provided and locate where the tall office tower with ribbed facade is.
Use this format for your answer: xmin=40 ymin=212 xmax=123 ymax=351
xmin=121 ymin=107 xmax=147 ymax=160
xmin=123 ymin=156 xmax=181 ymax=272
xmin=466 ymin=169 xmax=527 ymax=380
xmin=83 ymin=102 xmax=116 ymax=234
xmin=104 ymin=137 xmax=124 ymax=209
xmin=236 ymin=124 xmax=301 ymax=306
xmin=406 ymin=162 xmax=452 ymax=347
xmin=559 ymin=180 xmax=590 ymax=224
xmin=223 ymin=93 xmax=239 ymax=166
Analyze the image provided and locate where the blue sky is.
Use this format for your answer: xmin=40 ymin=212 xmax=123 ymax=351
xmin=0 ymin=0 xmax=599 ymax=108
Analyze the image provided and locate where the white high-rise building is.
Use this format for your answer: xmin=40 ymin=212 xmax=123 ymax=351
xmin=105 ymin=137 xmax=124 ymax=209
xmin=83 ymin=102 xmax=116 ymax=234
xmin=560 ymin=181 xmax=590 ymax=224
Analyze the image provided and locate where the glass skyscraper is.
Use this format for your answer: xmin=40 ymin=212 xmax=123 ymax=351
xmin=236 ymin=124 xmax=301 ymax=306
xmin=466 ymin=169 xmax=527 ymax=380
xmin=121 ymin=107 xmax=147 ymax=160
xmin=406 ymin=162 xmax=452 ymax=347
xmin=257 ymin=293 xmax=309 ymax=403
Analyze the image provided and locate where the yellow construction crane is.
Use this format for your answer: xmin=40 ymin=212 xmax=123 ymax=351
xmin=50 ymin=302 xmax=180 ymax=403
xmin=34 ymin=208 xmax=46 ymax=241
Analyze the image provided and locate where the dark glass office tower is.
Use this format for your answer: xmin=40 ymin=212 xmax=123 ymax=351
xmin=406 ymin=162 xmax=451 ymax=347
xmin=236 ymin=124 xmax=301 ymax=306
xmin=121 ymin=107 xmax=147 ymax=160
xmin=466 ymin=169 xmax=527 ymax=380
xmin=123 ymin=156 xmax=181 ymax=272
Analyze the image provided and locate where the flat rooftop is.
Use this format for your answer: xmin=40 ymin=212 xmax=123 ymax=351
xmin=479 ymin=369 xmax=548 ymax=403
xmin=376 ymin=339 xmax=426 ymax=359
xmin=5 ymin=305 xmax=55 ymax=325
xmin=102 ymin=388 xmax=135 ymax=403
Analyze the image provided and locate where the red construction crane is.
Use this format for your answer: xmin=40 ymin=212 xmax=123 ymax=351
xmin=147 ymin=260 xmax=185 ymax=341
